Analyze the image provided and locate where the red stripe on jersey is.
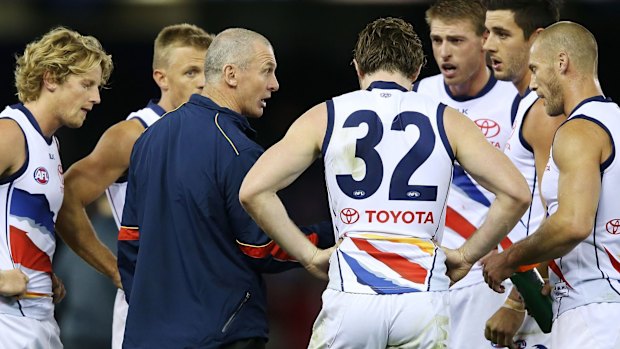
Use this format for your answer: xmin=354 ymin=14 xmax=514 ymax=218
xmin=446 ymin=206 xmax=513 ymax=249
xmin=604 ymin=246 xmax=620 ymax=274
xmin=549 ymin=259 xmax=573 ymax=289
xmin=118 ymin=227 xmax=140 ymax=241
xmin=445 ymin=206 xmax=476 ymax=239
xmin=351 ymin=238 xmax=428 ymax=284
xmin=9 ymin=225 xmax=52 ymax=273
xmin=238 ymin=233 xmax=319 ymax=261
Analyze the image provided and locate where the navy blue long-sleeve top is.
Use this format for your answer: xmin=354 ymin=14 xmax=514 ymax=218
xmin=118 ymin=94 xmax=333 ymax=349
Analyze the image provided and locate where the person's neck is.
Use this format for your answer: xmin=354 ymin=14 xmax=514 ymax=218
xmin=514 ymin=68 xmax=531 ymax=97
xmin=447 ymin=65 xmax=491 ymax=97
xmin=156 ymin=96 xmax=173 ymax=113
xmin=360 ymin=71 xmax=413 ymax=91
xmin=202 ymin=86 xmax=241 ymax=115
xmin=23 ymin=99 xmax=59 ymax=138
xmin=563 ymin=77 xmax=604 ymax=116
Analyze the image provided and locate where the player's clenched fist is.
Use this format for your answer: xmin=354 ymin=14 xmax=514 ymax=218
xmin=0 ymin=269 xmax=29 ymax=297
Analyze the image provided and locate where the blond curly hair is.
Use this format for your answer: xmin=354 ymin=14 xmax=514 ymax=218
xmin=14 ymin=26 xmax=113 ymax=103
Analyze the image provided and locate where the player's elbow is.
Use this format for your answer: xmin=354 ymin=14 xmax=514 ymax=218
xmin=239 ymin=177 xmax=261 ymax=213
xmin=555 ymin=212 xmax=595 ymax=243
xmin=500 ymin=177 xmax=531 ymax=217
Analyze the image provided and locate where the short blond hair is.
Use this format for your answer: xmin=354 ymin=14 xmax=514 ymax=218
xmin=426 ymin=0 xmax=487 ymax=37
xmin=153 ymin=23 xmax=214 ymax=70
xmin=14 ymin=26 xmax=113 ymax=103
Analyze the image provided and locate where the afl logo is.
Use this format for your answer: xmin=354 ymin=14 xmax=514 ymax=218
xmin=34 ymin=167 xmax=49 ymax=184
xmin=606 ymin=219 xmax=620 ymax=235
xmin=352 ymin=190 xmax=366 ymax=198
xmin=474 ymin=118 xmax=501 ymax=138
xmin=340 ymin=208 xmax=360 ymax=224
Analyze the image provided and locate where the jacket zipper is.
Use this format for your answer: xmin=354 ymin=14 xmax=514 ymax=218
xmin=221 ymin=291 xmax=251 ymax=333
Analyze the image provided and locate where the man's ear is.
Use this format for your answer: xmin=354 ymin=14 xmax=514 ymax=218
xmin=353 ymin=59 xmax=363 ymax=79
xmin=528 ymin=27 xmax=544 ymax=45
xmin=153 ymin=69 xmax=168 ymax=91
xmin=224 ymin=64 xmax=238 ymax=87
xmin=42 ymin=71 xmax=58 ymax=92
xmin=557 ymin=51 xmax=569 ymax=75
xmin=411 ymin=65 xmax=423 ymax=83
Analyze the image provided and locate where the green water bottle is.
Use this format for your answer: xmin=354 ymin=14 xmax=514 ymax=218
xmin=509 ymin=268 xmax=553 ymax=333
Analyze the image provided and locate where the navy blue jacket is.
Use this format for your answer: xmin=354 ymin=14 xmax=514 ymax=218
xmin=119 ymin=94 xmax=333 ymax=348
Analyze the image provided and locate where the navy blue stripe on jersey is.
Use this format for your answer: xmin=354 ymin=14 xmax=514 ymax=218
xmin=146 ymin=100 xmax=166 ymax=116
xmin=367 ymin=81 xmax=408 ymax=92
xmin=567 ymin=95 xmax=610 ymax=117
xmin=444 ymin=70 xmax=497 ymax=102
xmin=129 ymin=116 xmax=148 ymax=129
xmin=518 ymin=100 xmax=536 ymax=153
xmin=452 ymin=165 xmax=491 ymax=207
xmin=568 ymin=115 xmax=615 ymax=172
xmin=340 ymin=251 xmax=420 ymax=294
xmin=0 ymin=117 xmax=29 ymax=186
xmin=412 ymin=80 xmax=420 ymax=92
xmin=436 ymin=103 xmax=455 ymax=161
xmin=510 ymin=93 xmax=521 ymax=126
xmin=322 ymin=100 xmax=335 ymax=159
xmin=13 ymin=104 xmax=52 ymax=145
xmin=10 ymin=188 xmax=55 ymax=235
xmin=517 ymin=167 xmax=537 ymax=234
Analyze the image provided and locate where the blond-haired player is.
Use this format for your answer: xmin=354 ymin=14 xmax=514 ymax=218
xmin=0 ymin=26 xmax=112 ymax=349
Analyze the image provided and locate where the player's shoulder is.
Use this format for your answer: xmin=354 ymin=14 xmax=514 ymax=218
xmin=103 ymin=118 xmax=146 ymax=145
xmin=0 ymin=117 xmax=25 ymax=147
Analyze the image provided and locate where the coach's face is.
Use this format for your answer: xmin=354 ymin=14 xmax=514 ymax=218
xmin=236 ymin=41 xmax=279 ymax=118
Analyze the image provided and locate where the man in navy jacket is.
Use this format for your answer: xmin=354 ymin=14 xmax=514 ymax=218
xmin=119 ymin=28 xmax=334 ymax=349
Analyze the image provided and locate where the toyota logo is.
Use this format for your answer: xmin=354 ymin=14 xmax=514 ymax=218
xmin=606 ymin=219 xmax=620 ymax=235
xmin=474 ymin=118 xmax=500 ymax=138
xmin=340 ymin=208 xmax=360 ymax=224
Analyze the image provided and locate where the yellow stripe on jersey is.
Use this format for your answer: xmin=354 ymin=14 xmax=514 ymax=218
xmin=355 ymin=233 xmax=436 ymax=255
xmin=215 ymin=112 xmax=239 ymax=156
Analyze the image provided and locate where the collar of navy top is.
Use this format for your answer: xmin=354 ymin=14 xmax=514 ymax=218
xmin=367 ymin=81 xmax=409 ymax=92
xmin=188 ymin=94 xmax=256 ymax=137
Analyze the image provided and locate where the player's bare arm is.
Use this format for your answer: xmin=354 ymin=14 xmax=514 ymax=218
xmin=0 ymin=119 xmax=26 ymax=179
xmin=56 ymin=118 xmax=145 ymax=288
xmin=240 ymin=103 xmax=335 ymax=279
xmin=0 ymin=121 xmax=28 ymax=296
xmin=443 ymin=107 xmax=530 ymax=283
xmin=483 ymin=119 xmax=608 ymax=291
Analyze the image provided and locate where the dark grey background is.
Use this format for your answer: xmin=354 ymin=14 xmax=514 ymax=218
xmin=0 ymin=1 xmax=616 ymax=348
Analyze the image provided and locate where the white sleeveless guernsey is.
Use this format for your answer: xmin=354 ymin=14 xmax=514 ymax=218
xmin=0 ymin=104 xmax=63 ymax=320
xmin=323 ymin=81 xmax=454 ymax=294
xmin=542 ymin=96 xmax=620 ymax=318
xmin=105 ymin=101 xmax=164 ymax=228
xmin=415 ymin=73 xmax=517 ymax=287
xmin=503 ymin=90 xmax=545 ymax=246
